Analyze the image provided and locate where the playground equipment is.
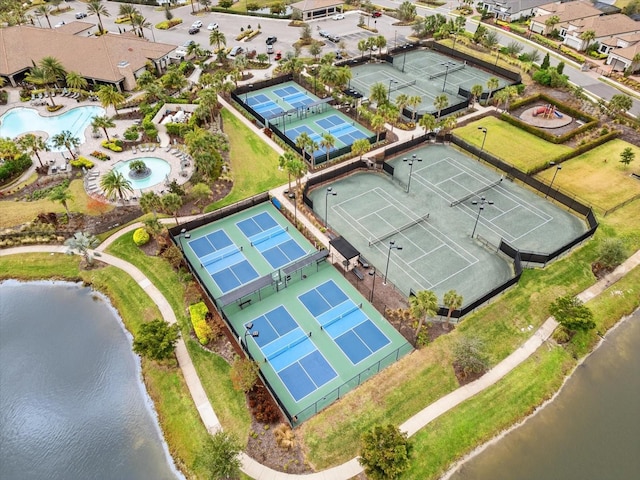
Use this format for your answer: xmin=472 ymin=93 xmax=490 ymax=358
xmin=532 ymin=104 xmax=563 ymax=119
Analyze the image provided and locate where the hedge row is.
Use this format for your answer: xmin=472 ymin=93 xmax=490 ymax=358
xmin=165 ymin=122 xmax=194 ymax=137
xmin=208 ymin=7 xmax=291 ymax=20
xmin=188 ymin=302 xmax=214 ymax=345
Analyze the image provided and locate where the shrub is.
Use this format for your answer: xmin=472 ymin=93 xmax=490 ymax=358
xmin=46 ymin=104 xmax=64 ymax=113
xmin=90 ymin=150 xmax=111 ymax=161
xmin=0 ymin=154 xmax=32 ymax=183
xmin=155 ymin=18 xmax=183 ymax=30
xmin=597 ymin=238 xmax=627 ymax=268
xmin=133 ymin=227 xmax=150 ymax=246
xmin=69 ymin=156 xmax=94 ymax=169
xmin=124 ymin=125 xmax=140 ymax=141
xmin=101 ymin=139 xmax=124 ymax=152
xmin=188 ymin=301 xmax=214 ymax=345
xmin=247 ymin=385 xmax=282 ymax=423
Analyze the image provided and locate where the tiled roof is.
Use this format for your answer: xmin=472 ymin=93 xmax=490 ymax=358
xmin=290 ymin=0 xmax=344 ymax=11
xmin=569 ymin=14 xmax=640 ymax=38
xmin=534 ymin=1 xmax=602 ymax=24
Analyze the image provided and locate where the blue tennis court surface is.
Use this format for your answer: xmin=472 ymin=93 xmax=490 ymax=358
xmin=252 ymin=100 xmax=284 ymax=119
xmin=247 ymin=306 xmax=337 ymax=401
xmin=186 ymin=230 xmax=259 ymax=294
xmin=246 ymin=93 xmax=270 ymax=106
xmin=236 ymin=212 xmax=308 ymax=269
xmin=299 ymin=280 xmax=391 ymax=364
xmin=273 ymin=85 xmax=301 ymax=98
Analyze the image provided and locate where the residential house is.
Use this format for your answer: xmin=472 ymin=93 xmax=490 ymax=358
xmin=561 ymin=14 xmax=640 ymax=52
xmin=478 ymin=0 xmax=552 ymax=22
xmin=290 ymin=0 xmax=344 ymax=21
xmin=605 ymin=33 xmax=640 ymax=71
xmin=529 ymin=1 xmax=602 ymax=36
xmin=0 ymin=24 xmax=175 ymax=91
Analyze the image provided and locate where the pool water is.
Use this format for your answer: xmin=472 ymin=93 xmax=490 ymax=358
xmin=112 ymin=157 xmax=171 ymax=190
xmin=0 ymin=106 xmax=105 ymax=151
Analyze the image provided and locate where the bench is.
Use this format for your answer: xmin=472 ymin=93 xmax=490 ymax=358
xmin=239 ymin=299 xmax=252 ymax=309
xmin=353 ymin=267 xmax=364 ymax=281
xmin=358 ymin=256 xmax=370 ymax=269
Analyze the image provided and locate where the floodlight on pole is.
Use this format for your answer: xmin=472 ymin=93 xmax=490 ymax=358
xmin=388 ymin=79 xmax=397 ymax=101
xmin=441 ymin=61 xmax=455 ymax=92
xmin=369 ymin=268 xmax=377 ymax=303
xmin=384 ymin=241 xmax=403 ymax=285
xmin=325 ymin=187 xmax=337 ymax=228
xmin=470 ymin=196 xmax=493 ymax=238
xmin=404 ymin=154 xmax=422 ymax=193
xmin=546 ymin=162 xmax=562 ymax=199
xmin=478 ymin=127 xmax=487 ymax=158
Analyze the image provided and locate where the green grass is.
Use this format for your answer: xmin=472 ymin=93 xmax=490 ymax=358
xmin=206 ymin=109 xmax=287 ymax=211
xmin=535 ymin=139 xmax=640 ymax=212
xmin=455 ymin=117 xmax=573 ymax=172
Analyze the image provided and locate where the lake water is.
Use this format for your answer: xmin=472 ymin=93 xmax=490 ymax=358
xmin=0 ymin=281 xmax=181 ymax=480
xmin=447 ymin=310 xmax=640 ymax=480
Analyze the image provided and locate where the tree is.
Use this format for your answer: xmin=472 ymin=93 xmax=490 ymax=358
xmin=608 ymin=94 xmax=633 ymax=115
xmin=65 ymin=71 xmax=88 ymax=91
xmin=357 ymin=38 xmax=368 ymax=60
xmin=407 ymin=95 xmax=422 ymax=122
xmin=64 ymin=231 xmax=100 ymax=265
xmin=370 ymin=114 xmax=385 ymax=143
xmin=133 ymin=319 xmax=180 ymax=362
xmin=96 ymin=85 xmax=125 ymax=115
xmin=359 ymin=424 xmax=412 ymax=480
xmin=579 ymin=30 xmax=596 ymax=51
xmin=320 ymin=133 xmax=336 ymax=165
xmin=17 ymin=133 xmax=49 ymax=168
xmin=619 ymin=147 xmax=635 ymax=168
xmin=209 ymin=29 xmax=227 ymax=52
xmin=35 ymin=4 xmax=52 ymax=28
xmin=409 ymin=290 xmax=438 ymax=345
xmin=544 ymin=15 xmax=560 ymax=35
xmin=549 ymin=295 xmax=596 ymax=332
xmin=379 ymin=103 xmax=399 ymax=133
xmin=300 ymin=22 xmax=312 ymax=42
xmin=139 ymin=191 xmax=161 ymax=219
xmin=49 ymin=185 xmax=74 ymax=217
xmin=309 ymin=42 xmax=322 ymax=60
xmin=351 ymin=138 xmax=371 ymax=160
xmin=470 ymin=83 xmax=484 ymax=106
xmin=118 ymin=3 xmax=139 ymax=22
xmin=100 ymin=170 xmax=133 ymax=204
xmin=161 ymin=192 xmax=183 ymax=224
xmin=191 ymin=183 xmax=212 ymax=209
xmin=419 ymin=113 xmax=436 ymax=135
xmin=397 ymin=1 xmax=417 ymax=22
xmin=230 ymin=356 xmax=259 ymax=392
xmin=28 ymin=56 xmax=66 ymax=107
xmin=453 ymin=336 xmax=489 ymax=378
xmin=493 ymin=88 xmax=510 ymax=111
xmin=87 ymin=0 xmax=110 ymax=33
xmin=295 ymin=131 xmax=314 ymax=165
xmin=434 ymin=93 xmax=449 ymax=119
xmin=196 ymin=431 xmax=242 ymax=480
xmin=370 ymin=82 xmax=389 ymax=107
xmin=52 ymin=130 xmax=80 ymax=159
xmin=486 ymin=77 xmax=499 ymax=101
xmin=395 ymin=93 xmax=409 ymax=119
xmin=597 ymin=238 xmax=627 ymax=269
xmin=443 ymin=290 xmax=463 ymax=329
xmin=91 ymin=115 xmax=115 ymax=141
xmin=541 ymin=52 xmax=551 ymax=70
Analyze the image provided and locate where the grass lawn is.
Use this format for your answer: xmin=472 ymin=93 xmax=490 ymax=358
xmin=455 ymin=117 xmax=573 ymax=173
xmin=205 ymin=109 xmax=287 ymax=211
xmin=535 ymin=139 xmax=640 ymax=213
xmin=0 ymin=178 xmax=113 ymax=228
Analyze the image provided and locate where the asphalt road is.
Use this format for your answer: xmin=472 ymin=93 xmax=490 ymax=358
xmin=46 ymin=2 xmax=639 ymax=116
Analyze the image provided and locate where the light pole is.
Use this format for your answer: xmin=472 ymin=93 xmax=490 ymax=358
xmin=452 ymin=32 xmax=458 ymax=51
xmin=384 ymin=241 xmax=403 ymax=284
xmin=245 ymin=84 xmax=253 ymax=103
xmin=325 ymin=187 xmax=337 ymax=228
xmin=493 ymin=49 xmax=501 ymax=71
xmin=403 ymin=154 xmax=422 ymax=193
xmin=387 ymin=79 xmax=397 ymax=102
xmin=147 ymin=25 xmax=156 ymax=42
xmin=471 ymin=196 xmax=493 ymax=238
xmin=478 ymin=127 xmax=487 ymax=158
xmin=369 ymin=269 xmax=377 ymax=303
xmin=178 ymin=228 xmax=190 ymax=253
xmin=546 ymin=162 xmax=562 ymax=199
xmin=243 ymin=323 xmax=260 ymax=355
xmin=441 ymin=61 xmax=455 ymax=92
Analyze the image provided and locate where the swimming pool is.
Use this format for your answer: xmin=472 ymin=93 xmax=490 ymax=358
xmin=0 ymin=106 xmax=105 ymax=151
xmin=112 ymin=157 xmax=171 ymax=190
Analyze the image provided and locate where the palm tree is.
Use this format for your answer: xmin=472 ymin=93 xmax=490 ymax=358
xmin=100 ymin=170 xmax=133 ymax=204
xmin=407 ymin=95 xmax=422 ymax=122
xmin=409 ymin=290 xmax=438 ymax=345
xmin=370 ymin=82 xmax=388 ymax=107
xmin=357 ymin=38 xmax=368 ymax=60
xmin=65 ymin=71 xmax=88 ymax=91
xmin=370 ymin=114 xmax=385 ymax=143
xmin=281 ymin=56 xmax=304 ymax=81
xmin=419 ymin=113 xmax=436 ymax=135
xmin=119 ymin=3 xmax=139 ymax=22
xmin=493 ymin=88 xmax=510 ymax=111
xmin=35 ymin=4 xmax=52 ymax=28
xmin=434 ymin=94 xmax=449 ymax=119
xmin=49 ymin=186 xmax=74 ymax=217
xmin=161 ymin=193 xmax=183 ymax=225
xmin=334 ymin=66 xmax=352 ymax=90
xmin=379 ymin=103 xmax=399 ymax=133
xmin=395 ymin=93 xmax=409 ymax=119
xmin=87 ymin=0 xmax=111 ymax=33
xmin=295 ymin=131 xmax=313 ymax=164
xmin=18 ymin=133 xmax=49 ymax=168
xmin=351 ymin=138 xmax=371 ymax=160
xmin=139 ymin=191 xmax=162 ymax=219
xmin=131 ymin=14 xmax=151 ymax=39
xmin=320 ymin=133 xmax=336 ymax=164
xmin=91 ymin=115 xmax=116 ymax=141
xmin=278 ymin=151 xmax=297 ymax=191
xmin=579 ymin=29 xmax=596 ymax=51
xmin=96 ymin=85 xmax=125 ymax=115
xmin=443 ymin=290 xmax=463 ymax=329
xmin=486 ymin=77 xmax=499 ymax=101
xmin=290 ymin=157 xmax=307 ymax=192
xmin=544 ymin=15 xmax=560 ymax=36
xmin=27 ymin=57 xmax=66 ymax=107
xmin=64 ymin=232 xmax=100 ymax=266
xmin=52 ymin=130 xmax=80 ymax=159
xmin=209 ymin=29 xmax=226 ymax=51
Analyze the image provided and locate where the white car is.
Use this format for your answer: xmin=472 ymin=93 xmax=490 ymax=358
xmin=192 ymin=20 xmax=203 ymax=29
xmin=207 ymin=22 xmax=219 ymax=30
xmin=332 ymin=14 xmax=345 ymax=20
xmin=54 ymin=21 xmax=65 ymax=28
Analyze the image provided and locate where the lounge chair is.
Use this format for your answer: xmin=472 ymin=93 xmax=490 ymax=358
xmin=165 ymin=145 xmax=171 ymax=152
xmin=150 ymin=144 xmax=156 ymax=152
xmin=59 ymin=164 xmax=67 ymax=171
xmin=132 ymin=146 xmax=137 ymax=154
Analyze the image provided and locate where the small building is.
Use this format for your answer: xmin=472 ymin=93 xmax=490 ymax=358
xmin=529 ymin=1 xmax=602 ymax=36
xmin=478 ymin=0 xmax=552 ymax=22
xmin=290 ymin=0 xmax=344 ymax=21
xmin=606 ymin=37 xmax=640 ymax=72
xmin=561 ymin=14 xmax=640 ymax=52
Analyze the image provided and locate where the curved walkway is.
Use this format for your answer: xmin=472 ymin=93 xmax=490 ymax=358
xmin=2 ymin=230 xmax=638 ymax=478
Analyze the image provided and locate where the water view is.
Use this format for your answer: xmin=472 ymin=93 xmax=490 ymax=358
xmin=448 ymin=310 xmax=640 ymax=480
xmin=0 ymin=281 xmax=181 ymax=480
xmin=113 ymin=157 xmax=171 ymax=189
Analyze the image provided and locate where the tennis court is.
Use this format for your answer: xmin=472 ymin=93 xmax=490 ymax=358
xmin=350 ymin=50 xmax=512 ymax=116
xmin=236 ymin=211 xmax=309 ymax=269
xmin=309 ymin=144 xmax=588 ymax=302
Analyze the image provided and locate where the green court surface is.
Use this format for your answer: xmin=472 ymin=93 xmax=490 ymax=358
xmin=180 ymin=202 xmax=411 ymax=424
xmin=351 ymin=50 xmax=511 ymax=115
xmin=309 ymin=144 xmax=588 ymax=302
xmin=244 ymin=80 xmax=374 ymax=163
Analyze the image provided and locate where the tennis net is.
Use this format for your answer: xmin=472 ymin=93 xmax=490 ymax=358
xmin=368 ymin=213 xmax=430 ymax=246
xmin=202 ymin=247 xmax=240 ymax=267
xmin=251 ymin=226 xmax=288 ymax=246
xmin=428 ymin=63 xmax=466 ymax=80
xmin=266 ymin=333 xmax=308 ymax=361
xmin=390 ymin=79 xmax=417 ymax=92
xmin=449 ymin=178 xmax=502 ymax=207
xmin=321 ymin=303 xmax=362 ymax=329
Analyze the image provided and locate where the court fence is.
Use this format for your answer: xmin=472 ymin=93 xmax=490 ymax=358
xmin=231 ymin=74 xmax=294 ymax=128
xmin=302 ymin=160 xmax=368 ymax=210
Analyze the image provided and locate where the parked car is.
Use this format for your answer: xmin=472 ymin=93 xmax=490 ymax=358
xmin=335 ymin=50 xmax=343 ymax=60
xmin=229 ymin=46 xmax=244 ymax=57
xmin=207 ymin=22 xmax=218 ymax=30
xmin=274 ymin=51 xmax=282 ymax=61
xmin=319 ymin=30 xmax=329 ymax=38
xmin=175 ymin=40 xmax=195 ymax=56
xmin=54 ymin=21 xmax=65 ymax=28
xmin=332 ymin=13 xmax=345 ymax=20
xmin=328 ymin=34 xmax=340 ymax=42
xmin=192 ymin=21 xmax=203 ymax=28
xmin=266 ymin=36 xmax=277 ymax=45
xmin=75 ymin=12 xmax=87 ymax=19
xmin=188 ymin=26 xmax=200 ymax=34
xmin=372 ymin=11 xmax=382 ymax=18
xmin=267 ymin=44 xmax=274 ymax=54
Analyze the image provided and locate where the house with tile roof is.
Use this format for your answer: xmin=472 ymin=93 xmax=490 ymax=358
xmin=560 ymin=13 xmax=640 ymax=51
xmin=605 ymin=33 xmax=640 ymax=71
xmin=478 ymin=0 xmax=552 ymax=21
xmin=529 ymin=0 xmax=603 ymax=36
xmin=290 ymin=0 xmax=343 ymax=21
xmin=0 ymin=23 xmax=175 ymax=91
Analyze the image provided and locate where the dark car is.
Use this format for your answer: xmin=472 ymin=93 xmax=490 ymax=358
xmin=372 ymin=11 xmax=382 ymax=18
xmin=75 ymin=12 xmax=87 ymax=19
xmin=188 ymin=26 xmax=200 ymax=34
xmin=335 ymin=50 xmax=343 ymax=60
xmin=266 ymin=36 xmax=277 ymax=45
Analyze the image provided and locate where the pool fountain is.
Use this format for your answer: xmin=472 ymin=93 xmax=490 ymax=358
xmin=112 ymin=157 xmax=171 ymax=190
